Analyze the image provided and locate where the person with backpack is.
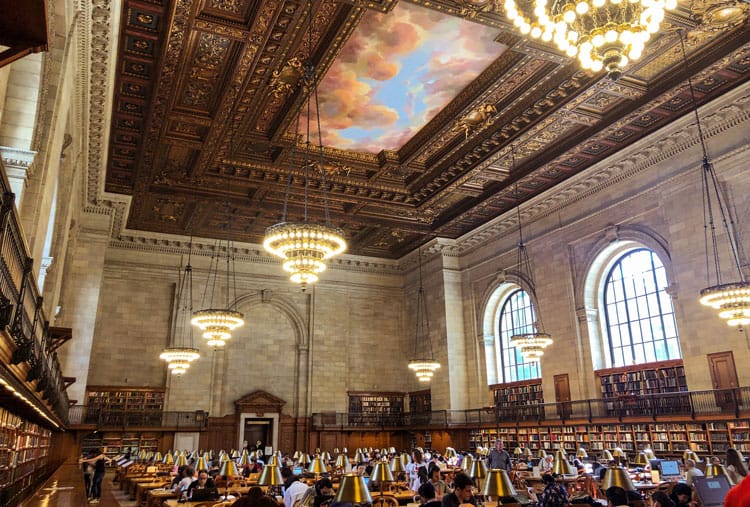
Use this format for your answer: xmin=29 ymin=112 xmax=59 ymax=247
xmin=538 ymin=473 xmax=568 ymax=507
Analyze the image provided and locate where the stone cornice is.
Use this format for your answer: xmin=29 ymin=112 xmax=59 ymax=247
xmin=0 ymin=148 xmax=37 ymax=169
xmin=457 ymin=79 xmax=750 ymax=255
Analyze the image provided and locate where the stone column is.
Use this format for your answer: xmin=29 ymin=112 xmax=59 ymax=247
xmin=54 ymin=212 xmax=110 ymax=404
xmin=442 ymin=256 xmax=471 ymax=410
xmin=575 ymin=306 xmax=600 ymax=399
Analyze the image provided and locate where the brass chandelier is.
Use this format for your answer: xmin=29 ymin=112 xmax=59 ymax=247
xmin=263 ymin=2 xmax=346 ymax=288
xmin=495 ymin=0 xmax=676 ymax=79
xmin=407 ymin=248 xmax=441 ymax=382
xmin=674 ymin=32 xmax=750 ymax=328
xmin=160 ymin=245 xmax=200 ymax=375
xmin=191 ymin=238 xmax=244 ymax=348
xmin=508 ymin=150 xmax=553 ymax=360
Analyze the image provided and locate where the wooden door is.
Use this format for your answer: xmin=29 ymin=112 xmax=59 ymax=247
xmin=708 ymin=351 xmax=739 ymax=410
xmin=554 ymin=374 xmax=571 ymax=419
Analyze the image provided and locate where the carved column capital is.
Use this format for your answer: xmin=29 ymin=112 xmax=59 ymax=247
xmin=576 ymin=306 xmax=598 ymax=323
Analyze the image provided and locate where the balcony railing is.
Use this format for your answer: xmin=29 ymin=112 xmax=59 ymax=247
xmin=0 ymin=161 xmax=70 ymax=425
xmin=67 ymin=405 xmax=208 ymax=430
xmin=311 ymin=387 xmax=750 ymax=429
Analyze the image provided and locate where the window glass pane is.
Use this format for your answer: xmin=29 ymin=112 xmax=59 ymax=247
xmin=497 ymin=288 xmax=542 ymax=383
xmin=603 ymin=249 xmax=682 ymax=367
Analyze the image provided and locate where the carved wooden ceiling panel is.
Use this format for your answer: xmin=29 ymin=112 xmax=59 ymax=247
xmin=105 ymin=0 xmax=750 ymax=258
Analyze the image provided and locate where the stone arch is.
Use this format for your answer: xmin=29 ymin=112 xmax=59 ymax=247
xmin=233 ymin=290 xmax=308 ymax=348
xmin=577 ymin=224 xmax=675 ymax=369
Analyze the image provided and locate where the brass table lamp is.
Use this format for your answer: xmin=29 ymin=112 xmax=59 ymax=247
xmin=705 ymin=463 xmax=734 ymax=485
xmin=335 ymin=474 xmax=372 ymax=505
xmin=634 ymin=452 xmax=649 ymax=466
xmin=258 ymin=463 xmax=284 ymax=497
xmin=309 ymin=457 xmax=328 ymax=480
xmin=576 ymin=448 xmax=588 ymax=459
xmin=482 ymin=469 xmax=517 ymax=506
xmin=335 ymin=453 xmax=351 ymax=471
xmin=220 ymin=460 xmax=240 ymax=500
xmin=371 ymin=461 xmax=395 ymax=506
xmin=469 ymin=459 xmax=488 ymax=491
xmin=196 ymin=456 xmax=208 ymax=473
xmin=537 ymin=449 xmax=547 ymax=459
xmin=239 ymin=449 xmax=250 ymax=467
xmin=552 ymin=450 xmax=575 ymax=476
xmin=601 ymin=450 xmax=614 ymax=462
xmin=602 ymin=466 xmax=636 ymax=492
xmin=461 ymin=455 xmax=474 ymax=473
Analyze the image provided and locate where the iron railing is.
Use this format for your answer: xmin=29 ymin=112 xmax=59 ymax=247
xmin=311 ymin=387 xmax=750 ymax=429
xmin=0 ymin=161 xmax=70 ymax=426
xmin=67 ymin=405 xmax=208 ymax=429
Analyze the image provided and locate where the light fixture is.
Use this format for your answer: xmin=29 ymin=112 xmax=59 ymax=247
xmin=408 ymin=248 xmax=441 ymax=381
xmin=482 ymin=468 xmax=516 ymax=507
xmin=497 ymin=0 xmax=677 ymax=79
xmin=191 ymin=235 xmax=245 ymax=348
xmin=675 ymin=32 xmax=750 ymax=329
xmin=160 ymin=243 xmax=200 ymax=375
xmin=507 ymin=149 xmax=554 ymax=361
xmin=263 ymin=2 xmax=346 ymax=289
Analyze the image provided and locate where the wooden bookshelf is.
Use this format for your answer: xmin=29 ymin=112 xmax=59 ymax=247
xmin=491 ymin=379 xmax=544 ymax=421
xmin=0 ymin=407 xmax=52 ymax=506
xmin=596 ymin=360 xmax=688 ymax=417
xmin=348 ymin=392 xmax=404 ymax=426
xmin=86 ymin=386 xmax=165 ymax=426
xmin=98 ymin=431 xmax=161 ymax=459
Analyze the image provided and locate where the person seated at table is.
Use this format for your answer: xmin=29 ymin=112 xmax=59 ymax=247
xmin=170 ymin=465 xmax=186 ymax=490
xmin=605 ymin=487 xmax=629 ymax=507
xmin=649 ymin=491 xmax=675 ymax=507
xmin=540 ymin=455 xmax=554 ymax=475
xmin=726 ymin=448 xmax=749 ymax=484
xmin=683 ymin=459 xmax=703 ymax=486
xmin=441 ymin=472 xmax=478 ymax=507
xmin=187 ymin=469 xmax=216 ymax=499
xmin=427 ymin=466 xmax=448 ymax=498
xmin=418 ymin=482 xmax=442 ymax=507
xmin=538 ymin=473 xmax=568 ymax=507
xmin=175 ymin=466 xmax=195 ymax=493
xmin=283 ymin=466 xmax=310 ymax=507
xmin=233 ymin=492 xmax=282 ymax=507
xmin=669 ymin=483 xmax=695 ymax=507
xmin=309 ymin=478 xmax=335 ymax=507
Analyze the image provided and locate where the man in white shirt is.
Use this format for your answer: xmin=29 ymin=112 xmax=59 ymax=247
xmin=282 ymin=466 xmax=310 ymax=507
xmin=685 ymin=459 xmax=704 ymax=486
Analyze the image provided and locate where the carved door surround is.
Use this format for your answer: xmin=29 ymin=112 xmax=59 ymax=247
xmin=235 ymin=390 xmax=286 ymax=451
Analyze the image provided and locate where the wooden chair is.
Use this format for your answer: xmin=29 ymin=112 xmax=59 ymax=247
xmin=372 ymin=494 xmax=399 ymax=507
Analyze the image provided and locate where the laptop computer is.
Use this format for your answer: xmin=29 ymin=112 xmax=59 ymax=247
xmin=191 ymin=487 xmax=220 ymax=502
xmin=658 ymin=460 xmax=681 ymax=479
xmin=693 ymin=475 xmax=731 ymax=507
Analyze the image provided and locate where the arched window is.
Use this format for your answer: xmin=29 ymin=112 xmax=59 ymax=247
xmin=603 ymin=248 xmax=681 ymax=367
xmin=497 ymin=289 xmax=541 ymax=382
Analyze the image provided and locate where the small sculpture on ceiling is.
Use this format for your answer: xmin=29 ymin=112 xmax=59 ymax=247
xmin=459 ymin=0 xmax=495 ymax=18
xmin=455 ymin=103 xmax=498 ymax=139
xmin=269 ymin=57 xmax=304 ymax=98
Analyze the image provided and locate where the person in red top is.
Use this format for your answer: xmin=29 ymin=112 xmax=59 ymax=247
xmin=724 ymin=473 xmax=750 ymax=507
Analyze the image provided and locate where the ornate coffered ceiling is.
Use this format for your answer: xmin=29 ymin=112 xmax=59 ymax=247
xmin=104 ymin=0 xmax=750 ymax=258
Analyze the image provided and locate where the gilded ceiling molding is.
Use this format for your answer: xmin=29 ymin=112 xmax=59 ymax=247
xmin=457 ymin=80 xmax=750 ymax=254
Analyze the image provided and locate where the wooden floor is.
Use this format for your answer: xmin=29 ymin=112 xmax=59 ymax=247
xmin=20 ymin=464 xmax=124 ymax=507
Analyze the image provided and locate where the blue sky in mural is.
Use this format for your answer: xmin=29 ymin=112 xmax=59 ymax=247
xmin=314 ymin=2 xmax=506 ymax=153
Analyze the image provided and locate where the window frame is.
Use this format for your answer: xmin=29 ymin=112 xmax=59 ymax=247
xmin=496 ymin=288 xmax=541 ymax=383
xmin=601 ymin=248 xmax=681 ymax=367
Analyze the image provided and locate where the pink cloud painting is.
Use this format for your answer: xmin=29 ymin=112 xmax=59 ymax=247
xmin=310 ymin=2 xmax=505 ymax=153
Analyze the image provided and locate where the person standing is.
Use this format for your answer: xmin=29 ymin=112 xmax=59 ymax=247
xmin=81 ymin=450 xmax=111 ymax=504
xmin=486 ymin=439 xmax=511 ymax=471
xmin=81 ymin=453 xmax=93 ymax=500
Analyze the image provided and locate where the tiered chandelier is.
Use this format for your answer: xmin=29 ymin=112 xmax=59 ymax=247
xmin=407 ymin=248 xmax=441 ymax=382
xmin=191 ymin=238 xmax=244 ymax=348
xmin=673 ymin=31 xmax=750 ymax=329
xmin=160 ymin=244 xmax=200 ymax=375
xmin=496 ymin=0 xmax=677 ymax=79
xmin=507 ymin=149 xmax=554 ymax=360
xmin=263 ymin=2 xmax=346 ymax=289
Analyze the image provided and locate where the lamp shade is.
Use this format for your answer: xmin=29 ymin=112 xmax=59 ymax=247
xmin=514 ymin=447 xmax=523 ymax=456
xmin=220 ymin=460 xmax=239 ymax=478
xmin=153 ymin=451 xmax=163 ymax=462
xmin=336 ymin=454 xmax=351 ymax=469
xmin=444 ymin=448 xmax=456 ymax=459
xmin=634 ymin=452 xmax=649 ymax=466
xmin=401 ymin=452 xmax=411 ymax=465
xmin=602 ymin=466 xmax=636 ymax=492
xmin=482 ymin=469 xmax=516 ymax=497
xmin=523 ymin=448 xmax=533 ymax=458
xmin=390 ymin=456 xmax=406 ymax=474
xmin=239 ymin=449 xmax=250 ymax=466
xmin=309 ymin=457 xmax=328 ymax=475
xmin=576 ymin=448 xmax=588 ymax=458
xmin=353 ymin=451 xmax=365 ymax=464
xmin=602 ymin=450 xmax=614 ymax=461
xmin=162 ymin=452 xmax=174 ymax=465
xmin=335 ymin=474 xmax=372 ymax=504
xmin=371 ymin=462 xmax=395 ymax=483
xmin=293 ymin=451 xmax=301 ymax=460
xmin=537 ymin=449 xmax=547 ymax=459
xmin=299 ymin=453 xmax=311 ymax=466
xmin=612 ymin=448 xmax=625 ymax=458
xmin=705 ymin=464 xmax=735 ymax=485
xmin=644 ymin=448 xmax=656 ymax=460
xmin=267 ymin=454 xmax=280 ymax=467
xmin=196 ymin=457 xmax=208 ymax=472
xmin=176 ymin=453 xmax=188 ymax=467
xmin=461 ymin=455 xmax=473 ymax=472
xmin=258 ymin=464 xmax=284 ymax=486
xmin=552 ymin=450 xmax=575 ymax=475
xmin=683 ymin=450 xmax=700 ymax=463
xmin=469 ymin=459 xmax=488 ymax=480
